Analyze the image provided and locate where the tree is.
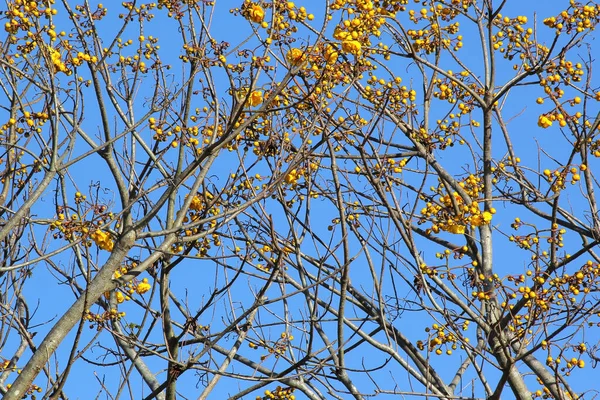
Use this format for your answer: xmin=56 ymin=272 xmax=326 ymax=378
xmin=1 ymin=0 xmax=600 ymax=398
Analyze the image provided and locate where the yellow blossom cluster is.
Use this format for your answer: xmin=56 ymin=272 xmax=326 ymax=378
xmin=49 ymin=200 xmax=116 ymax=251
xmin=538 ymin=114 xmax=553 ymax=129
xmin=428 ymin=74 xmax=481 ymax=118
xmin=257 ymin=386 xmax=295 ymax=400
xmin=284 ymin=168 xmax=305 ymax=186
xmin=341 ymin=39 xmax=362 ymax=55
xmin=4 ymin=1 xmax=108 ymax=77
xmin=494 ymin=257 xmax=600 ymax=344
xmin=533 ymin=57 xmax=590 ymax=133
xmin=4 ymin=0 xmax=57 ymax=35
xmin=238 ymin=88 xmax=264 ymax=107
xmin=136 ymin=278 xmax=151 ymax=294
xmin=111 ymin=263 xmax=152 ymax=303
xmin=71 ymin=51 xmax=98 ymax=66
xmin=0 ymin=360 xmax=18 ymax=373
xmin=508 ymin=219 xmax=567 ymax=252
xmin=286 ymin=48 xmax=306 ymax=66
xmin=543 ymin=3 xmax=600 ymax=34
xmin=200 ymin=119 xmax=224 ymax=140
xmin=416 ymin=323 xmax=464 ymax=356
xmin=185 ymin=191 xmax=215 ymax=213
xmin=331 ymin=0 xmax=394 ymax=57
xmin=281 ymin=2 xmax=312 ymax=23
xmin=546 ymin=260 xmax=599 ymax=300
xmin=46 ymin=45 xmax=69 ymax=74
xmin=421 ymin=179 xmax=494 ymax=235
xmin=190 ymin=194 xmax=204 ymax=211
xmin=405 ymin=3 xmax=465 ymax=54
xmin=91 ymin=229 xmax=114 ymax=251
xmin=0 ymin=110 xmax=50 ymax=136
xmin=544 ymin=350 xmax=586 ymax=373
xmin=250 ymin=331 xmax=294 ymax=363
xmin=588 ymin=138 xmax=600 ymax=158
xmin=178 ymin=191 xmax=223 ymax=257
xmin=323 ymin=44 xmax=339 ymax=65
xmin=243 ymin=2 xmax=265 ymax=24
xmin=84 ymin=308 xmax=126 ymax=328
xmin=4 ymin=382 xmax=42 ymax=396
xmin=405 ymin=24 xmax=459 ymax=54
xmin=235 ymin=2 xmax=315 ymax=41
xmin=491 ymin=14 xmax=534 ymax=59
xmin=368 ymin=157 xmax=408 ymax=176
xmin=362 ymin=75 xmax=417 ymax=115
xmin=542 ymin=164 xmax=584 ymax=192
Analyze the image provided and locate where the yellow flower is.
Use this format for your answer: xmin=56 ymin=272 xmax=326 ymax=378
xmin=91 ymin=229 xmax=114 ymax=251
xmin=46 ymin=45 xmax=69 ymax=73
xmin=284 ymin=169 xmax=299 ymax=184
xmin=537 ymin=115 xmax=553 ymax=128
xmin=246 ymin=4 xmax=265 ymax=23
xmin=189 ymin=195 xmax=204 ymax=211
xmin=470 ymin=211 xmax=493 ymax=227
xmin=136 ymin=278 xmax=151 ymax=294
xmin=441 ymin=222 xmax=466 ymax=234
xmin=342 ymin=40 xmax=362 ymax=55
xmin=116 ymin=291 xmax=125 ymax=303
xmin=324 ymin=45 xmax=338 ymax=65
xmin=248 ymin=90 xmax=263 ymax=107
xmin=482 ymin=211 xmax=493 ymax=223
xmin=286 ymin=48 xmax=306 ymax=66
xmin=49 ymin=49 xmax=61 ymax=63
xmin=236 ymin=88 xmax=263 ymax=107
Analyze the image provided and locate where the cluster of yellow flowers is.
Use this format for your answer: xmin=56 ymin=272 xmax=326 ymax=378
xmin=534 ymin=57 xmax=591 ymax=134
xmin=84 ymin=308 xmax=126 ymax=328
xmin=286 ymin=48 xmax=305 ymax=66
xmin=237 ymin=87 xmax=264 ymax=107
xmin=543 ymin=3 xmax=600 ymax=34
xmin=545 ymin=260 xmax=599 ymax=302
xmin=136 ymin=278 xmax=152 ymax=294
xmin=542 ymin=164 xmax=584 ymax=192
xmin=341 ymin=39 xmax=362 ymax=55
xmin=493 ymin=256 xmax=600 ymax=349
xmin=421 ymin=192 xmax=493 ymax=235
xmin=537 ymin=114 xmax=553 ymax=129
xmin=404 ymin=3 xmax=465 ymax=53
xmin=281 ymin=43 xmax=342 ymax=76
xmin=416 ymin=323 xmax=464 ymax=356
xmin=257 ymin=386 xmax=295 ymax=400
xmin=240 ymin=1 xmax=314 ymax=36
xmin=330 ymin=0 xmax=400 ymax=59
xmin=244 ymin=2 xmax=265 ymax=23
xmin=419 ymin=173 xmax=496 ymax=235
xmin=490 ymin=14 xmax=535 ymax=60
xmin=186 ymin=191 xmax=217 ymax=215
xmin=4 ymin=0 xmax=57 ymax=34
xmin=46 ymin=45 xmax=69 ymax=74
xmin=91 ymin=229 xmax=114 ymax=251
xmin=0 ymin=110 xmax=50 ymax=136
xmin=4 ymin=382 xmax=42 ymax=396
xmin=71 ymin=51 xmax=98 ymax=66
xmin=178 ymin=191 xmax=224 ymax=257
xmin=364 ymin=158 xmax=408 ymax=179
xmin=189 ymin=194 xmax=205 ymax=211
xmin=323 ymin=44 xmax=339 ymax=65
xmin=111 ymin=264 xmax=152 ymax=306
xmin=283 ymin=168 xmax=305 ymax=186
xmin=0 ymin=359 xmax=18 ymax=372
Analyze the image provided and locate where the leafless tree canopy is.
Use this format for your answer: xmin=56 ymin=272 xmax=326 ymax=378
xmin=1 ymin=0 xmax=600 ymax=399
